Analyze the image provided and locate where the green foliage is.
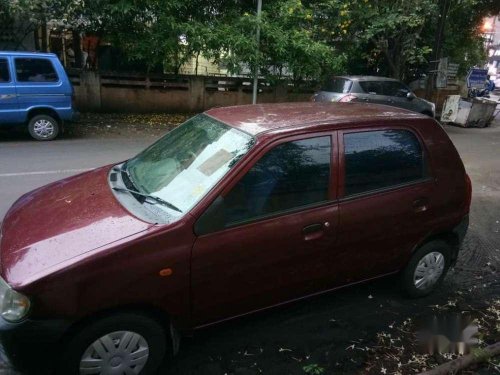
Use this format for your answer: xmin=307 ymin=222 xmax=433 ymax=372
xmin=303 ymin=363 xmax=325 ymax=375
xmin=3 ymin=0 xmax=499 ymax=81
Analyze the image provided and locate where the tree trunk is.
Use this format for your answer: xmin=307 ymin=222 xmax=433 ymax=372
xmin=41 ymin=23 xmax=48 ymax=52
xmin=425 ymin=0 xmax=451 ymax=100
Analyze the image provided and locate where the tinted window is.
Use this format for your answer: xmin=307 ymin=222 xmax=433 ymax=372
xmin=15 ymin=58 xmax=58 ymax=82
xmin=383 ymin=81 xmax=410 ymax=97
xmin=344 ymin=130 xmax=425 ymax=196
xmin=224 ymin=136 xmax=331 ymax=224
xmin=0 ymin=59 xmax=9 ymax=82
xmin=321 ymin=78 xmax=352 ymax=93
xmin=359 ymin=81 xmax=384 ymax=95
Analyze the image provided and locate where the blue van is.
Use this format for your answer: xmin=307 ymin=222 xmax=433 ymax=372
xmin=0 ymin=51 xmax=78 ymax=141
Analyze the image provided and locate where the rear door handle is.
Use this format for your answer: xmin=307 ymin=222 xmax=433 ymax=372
xmin=413 ymin=197 xmax=429 ymax=213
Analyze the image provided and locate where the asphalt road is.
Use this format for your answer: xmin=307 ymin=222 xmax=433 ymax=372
xmin=0 ymin=119 xmax=499 ymax=374
xmin=0 ymin=134 xmax=159 ymax=220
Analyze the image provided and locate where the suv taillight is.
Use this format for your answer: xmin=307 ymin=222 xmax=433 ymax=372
xmin=338 ymin=94 xmax=357 ymax=102
xmin=465 ymin=173 xmax=472 ymax=213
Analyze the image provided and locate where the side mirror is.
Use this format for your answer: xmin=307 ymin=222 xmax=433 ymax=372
xmin=407 ymin=92 xmax=417 ymax=100
xmin=194 ymin=195 xmax=226 ymax=235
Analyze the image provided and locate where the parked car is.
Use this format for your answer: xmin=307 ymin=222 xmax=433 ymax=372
xmin=0 ymin=102 xmax=470 ymax=374
xmin=0 ymin=51 xmax=78 ymax=141
xmin=312 ymin=75 xmax=436 ymax=117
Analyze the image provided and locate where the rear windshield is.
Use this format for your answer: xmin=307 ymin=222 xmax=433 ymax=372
xmin=321 ymin=77 xmax=352 ymax=93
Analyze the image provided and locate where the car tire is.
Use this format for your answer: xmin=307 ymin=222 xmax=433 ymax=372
xmin=402 ymin=240 xmax=452 ymax=298
xmin=57 ymin=312 xmax=168 ymax=375
xmin=28 ymin=114 xmax=59 ymax=141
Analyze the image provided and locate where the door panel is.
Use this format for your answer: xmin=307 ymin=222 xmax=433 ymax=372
xmin=191 ymin=204 xmax=339 ymax=325
xmin=191 ymin=133 xmax=340 ymax=326
xmin=13 ymin=57 xmax=69 ymax=117
xmin=336 ymin=182 xmax=435 ymax=284
xmin=335 ymin=127 xmax=436 ymax=284
xmin=0 ymin=57 xmax=20 ymax=124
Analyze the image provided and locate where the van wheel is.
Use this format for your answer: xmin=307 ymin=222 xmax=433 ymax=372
xmin=28 ymin=114 xmax=59 ymax=141
xmin=402 ymin=240 xmax=451 ymax=298
xmin=57 ymin=313 xmax=168 ymax=375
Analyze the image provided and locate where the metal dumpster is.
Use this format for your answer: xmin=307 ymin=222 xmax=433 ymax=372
xmin=440 ymin=95 xmax=498 ymax=128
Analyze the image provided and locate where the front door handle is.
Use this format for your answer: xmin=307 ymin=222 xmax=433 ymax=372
xmin=302 ymin=223 xmax=323 ymax=235
xmin=302 ymin=223 xmax=329 ymax=241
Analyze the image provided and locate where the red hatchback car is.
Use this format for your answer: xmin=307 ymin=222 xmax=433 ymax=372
xmin=0 ymin=103 xmax=470 ymax=374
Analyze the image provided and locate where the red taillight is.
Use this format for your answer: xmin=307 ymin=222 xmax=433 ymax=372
xmin=465 ymin=173 xmax=472 ymax=213
xmin=338 ymin=94 xmax=358 ymax=102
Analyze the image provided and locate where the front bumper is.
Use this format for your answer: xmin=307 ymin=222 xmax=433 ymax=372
xmin=0 ymin=316 xmax=70 ymax=374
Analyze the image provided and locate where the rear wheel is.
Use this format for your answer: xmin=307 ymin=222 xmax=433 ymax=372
xmin=28 ymin=114 xmax=59 ymax=141
xmin=402 ymin=240 xmax=452 ymax=298
xmin=58 ymin=313 xmax=168 ymax=375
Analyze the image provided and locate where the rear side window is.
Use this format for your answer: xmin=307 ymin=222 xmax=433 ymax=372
xmin=321 ymin=78 xmax=352 ymax=93
xmin=224 ymin=136 xmax=331 ymax=224
xmin=0 ymin=59 xmax=9 ymax=82
xmin=382 ymin=81 xmax=410 ymax=97
xmin=359 ymin=81 xmax=384 ymax=95
xmin=15 ymin=58 xmax=58 ymax=82
xmin=343 ymin=130 xmax=425 ymax=196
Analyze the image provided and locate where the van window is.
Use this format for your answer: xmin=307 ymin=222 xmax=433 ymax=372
xmin=0 ymin=59 xmax=9 ymax=82
xmin=15 ymin=58 xmax=58 ymax=82
xmin=344 ymin=130 xmax=425 ymax=196
xmin=224 ymin=136 xmax=331 ymax=224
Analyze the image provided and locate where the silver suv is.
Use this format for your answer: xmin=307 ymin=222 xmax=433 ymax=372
xmin=312 ymin=76 xmax=435 ymax=117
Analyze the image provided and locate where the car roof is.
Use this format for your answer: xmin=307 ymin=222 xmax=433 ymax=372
xmin=334 ymin=75 xmax=400 ymax=82
xmin=0 ymin=51 xmax=57 ymax=58
xmin=206 ymin=102 xmax=426 ymax=136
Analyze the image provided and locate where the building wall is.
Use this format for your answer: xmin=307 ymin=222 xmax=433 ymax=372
xmin=69 ymin=71 xmax=314 ymax=113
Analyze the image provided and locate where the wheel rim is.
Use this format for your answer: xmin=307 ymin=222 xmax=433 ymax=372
xmin=33 ymin=119 xmax=55 ymax=138
xmin=413 ymin=251 xmax=445 ymax=290
xmin=79 ymin=331 xmax=150 ymax=375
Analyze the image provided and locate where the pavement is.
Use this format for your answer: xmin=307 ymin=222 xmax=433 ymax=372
xmin=0 ymin=117 xmax=499 ymax=374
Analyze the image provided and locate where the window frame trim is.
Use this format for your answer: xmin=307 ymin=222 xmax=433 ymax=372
xmin=338 ymin=125 xmax=432 ymax=200
xmin=13 ymin=57 xmax=60 ymax=84
xmin=195 ymin=130 xmax=339 ymax=234
xmin=0 ymin=57 xmax=12 ymax=84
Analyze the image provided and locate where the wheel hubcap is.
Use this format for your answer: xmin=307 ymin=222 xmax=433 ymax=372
xmin=414 ymin=251 xmax=445 ymax=290
xmin=79 ymin=331 xmax=149 ymax=375
xmin=33 ymin=119 xmax=54 ymax=138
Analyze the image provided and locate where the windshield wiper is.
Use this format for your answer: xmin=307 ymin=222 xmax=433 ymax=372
xmin=112 ymin=187 xmax=182 ymax=213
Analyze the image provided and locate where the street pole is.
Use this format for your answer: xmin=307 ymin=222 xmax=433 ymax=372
xmin=252 ymin=0 xmax=262 ymax=105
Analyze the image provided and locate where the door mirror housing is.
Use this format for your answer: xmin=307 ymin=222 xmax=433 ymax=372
xmin=194 ymin=195 xmax=226 ymax=236
xmin=407 ymin=92 xmax=417 ymax=100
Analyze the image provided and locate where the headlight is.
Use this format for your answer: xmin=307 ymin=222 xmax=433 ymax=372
xmin=0 ymin=278 xmax=30 ymax=322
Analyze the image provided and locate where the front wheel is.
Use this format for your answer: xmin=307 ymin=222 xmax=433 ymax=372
xmin=58 ymin=313 xmax=168 ymax=375
xmin=28 ymin=114 xmax=59 ymax=141
xmin=402 ymin=240 xmax=452 ymax=298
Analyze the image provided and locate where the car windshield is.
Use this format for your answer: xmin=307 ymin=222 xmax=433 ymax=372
xmin=126 ymin=114 xmax=254 ymax=216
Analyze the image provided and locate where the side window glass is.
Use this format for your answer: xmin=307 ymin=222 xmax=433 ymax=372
xmin=344 ymin=130 xmax=425 ymax=196
xmin=15 ymin=58 xmax=58 ymax=82
xmin=359 ymin=81 xmax=383 ymax=95
xmin=0 ymin=59 xmax=10 ymax=82
xmin=224 ymin=136 xmax=331 ymax=224
xmin=383 ymin=82 xmax=409 ymax=97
